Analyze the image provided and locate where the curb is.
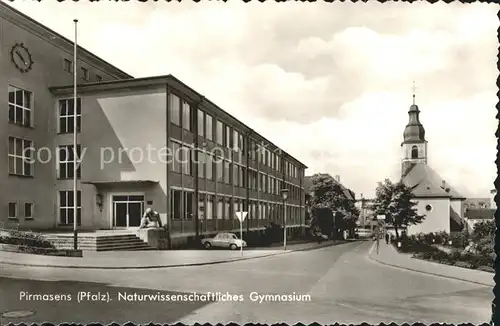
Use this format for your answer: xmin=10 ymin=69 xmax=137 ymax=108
xmin=367 ymin=242 xmax=494 ymax=287
xmin=0 ymin=240 xmax=347 ymax=270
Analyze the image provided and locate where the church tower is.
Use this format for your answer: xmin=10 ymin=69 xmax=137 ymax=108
xmin=401 ymin=83 xmax=427 ymax=176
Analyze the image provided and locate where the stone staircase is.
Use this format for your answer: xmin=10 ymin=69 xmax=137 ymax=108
xmin=43 ymin=232 xmax=155 ymax=251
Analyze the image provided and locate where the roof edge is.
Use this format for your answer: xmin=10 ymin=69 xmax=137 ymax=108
xmin=0 ymin=1 xmax=133 ymax=79
xmin=50 ymin=74 xmax=308 ymax=169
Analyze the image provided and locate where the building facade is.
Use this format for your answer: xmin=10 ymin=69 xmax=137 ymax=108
xmin=1 ymin=1 xmax=131 ymax=230
xmin=1 ymin=3 xmax=307 ymax=246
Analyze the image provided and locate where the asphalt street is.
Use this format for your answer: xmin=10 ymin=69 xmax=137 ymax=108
xmin=0 ymin=241 xmax=492 ymax=324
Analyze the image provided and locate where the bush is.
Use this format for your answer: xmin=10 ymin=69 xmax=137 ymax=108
xmin=454 ymin=261 xmax=473 ymax=269
xmin=477 ymin=265 xmax=495 ymax=273
xmin=0 ymin=230 xmax=55 ymax=249
xmin=472 ymin=220 xmax=495 ymax=242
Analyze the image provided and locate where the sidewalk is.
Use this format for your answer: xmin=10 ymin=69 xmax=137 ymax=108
xmin=0 ymin=240 xmax=346 ymax=269
xmin=368 ymin=241 xmax=494 ymax=287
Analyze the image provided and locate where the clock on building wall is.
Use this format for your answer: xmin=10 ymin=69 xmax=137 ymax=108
xmin=10 ymin=43 xmax=34 ymax=73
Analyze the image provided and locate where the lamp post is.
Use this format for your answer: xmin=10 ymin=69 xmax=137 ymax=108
xmin=72 ymin=19 xmax=79 ymax=251
xmin=280 ymin=188 xmax=289 ymax=250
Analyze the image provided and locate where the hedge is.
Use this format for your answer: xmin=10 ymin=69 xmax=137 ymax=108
xmin=0 ymin=229 xmax=55 ymax=249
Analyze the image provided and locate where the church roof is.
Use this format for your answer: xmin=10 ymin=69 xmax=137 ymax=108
xmin=401 ymin=162 xmax=465 ymax=199
xmin=450 ymin=206 xmax=463 ymax=227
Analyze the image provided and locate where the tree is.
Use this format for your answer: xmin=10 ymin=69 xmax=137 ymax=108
xmin=371 ymin=178 xmax=425 ymax=240
xmin=308 ymin=173 xmax=360 ymax=237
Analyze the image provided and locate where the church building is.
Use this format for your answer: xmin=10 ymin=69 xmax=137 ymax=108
xmin=400 ymin=91 xmax=465 ymax=235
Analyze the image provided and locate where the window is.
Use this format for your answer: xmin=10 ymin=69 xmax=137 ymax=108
xmin=233 ymin=164 xmax=238 ymax=187
xmin=240 ymin=167 xmax=246 ymax=188
xmin=217 ymin=197 xmax=224 ymax=219
xmin=216 ymin=120 xmax=223 ymax=145
xmin=171 ymin=189 xmax=182 ymax=220
xmin=96 ymin=74 xmax=102 ymax=82
xmin=425 ymin=204 xmax=433 ymax=212
xmin=169 ymin=93 xmax=181 ymax=126
xmin=171 ymin=142 xmax=181 ymax=173
xmin=225 ymin=197 xmax=231 ymax=219
xmin=24 ymin=203 xmax=33 ymax=219
xmin=8 ymin=137 xmax=34 ymax=176
xmin=58 ymin=98 xmax=82 ymax=133
xmin=184 ymin=192 xmax=193 ymax=220
xmin=411 ymin=146 xmax=418 ymax=159
xmin=206 ymin=154 xmax=213 ymax=180
xmin=198 ymin=151 xmax=205 ymax=178
xmin=234 ymin=198 xmax=240 ymax=216
xmin=57 ymin=145 xmax=81 ymax=179
xmin=198 ymin=193 xmax=206 ymax=220
xmin=63 ymin=58 xmax=72 ymax=73
xmin=216 ymin=156 xmax=223 ymax=182
xmin=180 ymin=146 xmax=192 ymax=175
xmin=251 ymin=201 xmax=256 ymax=219
xmin=81 ymin=67 xmax=89 ymax=81
xmin=233 ymin=130 xmax=239 ymax=152
xmin=182 ymin=101 xmax=191 ymax=131
xmin=205 ymin=114 xmax=213 ymax=141
xmin=225 ymin=125 xmax=232 ymax=148
xmin=206 ymin=195 xmax=214 ymax=220
xmin=59 ymin=191 xmax=81 ymax=225
xmin=224 ymin=160 xmax=231 ymax=184
xmin=8 ymin=202 xmax=17 ymax=219
xmin=8 ymin=85 xmax=32 ymax=127
xmin=197 ymin=109 xmax=205 ymax=137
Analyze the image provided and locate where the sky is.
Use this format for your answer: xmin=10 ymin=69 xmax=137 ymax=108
xmin=4 ymin=1 xmax=498 ymax=199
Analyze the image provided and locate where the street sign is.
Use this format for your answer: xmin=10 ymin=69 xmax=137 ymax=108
xmin=235 ymin=211 xmax=248 ymax=222
xmin=235 ymin=211 xmax=248 ymax=257
xmin=377 ymin=215 xmax=386 ymax=220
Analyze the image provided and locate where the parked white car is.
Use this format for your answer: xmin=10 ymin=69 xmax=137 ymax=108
xmin=201 ymin=232 xmax=247 ymax=250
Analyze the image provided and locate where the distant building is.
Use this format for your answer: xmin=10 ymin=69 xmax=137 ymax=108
xmin=355 ymin=195 xmax=375 ymax=228
xmin=464 ymin=208 xmax=494 ymax=231
xmin=463 ymin=189 xmax=496 ymax=231
xmin=400 ymin=92 xmax=465 ymax=235
xmin=464 ymin=198 xmax=491 ymax=209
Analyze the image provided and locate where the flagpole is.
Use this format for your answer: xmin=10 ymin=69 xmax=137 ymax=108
xmin=73 ymin=19 xmax=78 ymax=251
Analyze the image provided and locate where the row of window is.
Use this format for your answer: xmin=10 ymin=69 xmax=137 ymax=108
xmin=63 ymin=59 xmax=102 ymax=82
xmin=170 ymin=189 xmax=303 ymax=221
xmin=8 ymin=136 xmax=301 ymax=196
xmin=8 ymin=85 xmax=83 ymax=134
xmin=168 ymin=93 xmax=301 ymax=177
xmin=8 ymin=191 xmax=80 ymax=225
xmin=170 ymin=141 xmax=300 ymax=196
xmin=7 ymin=202 xmax=33 ymax=219
xmin=8 ymin=137 xmax=81 ymax=179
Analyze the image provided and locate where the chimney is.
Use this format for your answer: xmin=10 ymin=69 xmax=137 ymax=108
xmin=335 ymin=175 xmax=340 ymax=182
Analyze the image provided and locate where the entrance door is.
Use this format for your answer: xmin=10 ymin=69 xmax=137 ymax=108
xmin=115 ymin=202 xmax=128 ymax=227
xmin=112 ymin=195 xmax=145 ymax=229
xmin=128 ymin=202 xmax=142 ymax=227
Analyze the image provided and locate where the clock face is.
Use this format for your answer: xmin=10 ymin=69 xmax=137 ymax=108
xmin=10 ymin=43 xmax=34 ymax=73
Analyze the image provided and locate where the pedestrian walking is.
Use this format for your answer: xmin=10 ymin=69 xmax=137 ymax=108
xmin=385 ymin=232 xmax=389 ymax=244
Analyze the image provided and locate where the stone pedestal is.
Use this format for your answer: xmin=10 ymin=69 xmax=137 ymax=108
xmin=136 ymin=228 xmax=169 ymax=249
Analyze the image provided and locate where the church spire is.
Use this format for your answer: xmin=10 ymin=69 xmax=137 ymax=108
xmin=403 ymin=81 xmax=425 ymax=143
xmin=401 ymin=81 xmax=428 ymax=176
